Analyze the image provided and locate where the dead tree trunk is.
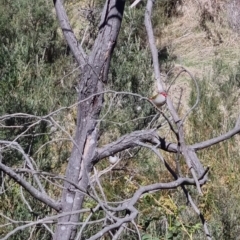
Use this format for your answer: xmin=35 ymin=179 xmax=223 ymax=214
xmin=53 ymin=1 xmax=126 ymax=239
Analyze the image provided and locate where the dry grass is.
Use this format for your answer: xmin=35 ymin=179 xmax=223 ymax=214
xmin=157 ymin=0 xmax=240 ymax=139
xmin=159 ymin=0 xmax=240 ymax=73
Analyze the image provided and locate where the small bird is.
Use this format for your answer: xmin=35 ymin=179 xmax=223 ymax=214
xmin=109 ymin=155 xmax=119 ymax=164
xmin=149 ymin=91 xmax=167 ymax=108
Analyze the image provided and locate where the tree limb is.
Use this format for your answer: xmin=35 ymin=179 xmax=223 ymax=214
xmin=0 ymin=162 xmax=60 ymax=211
xmin=96 ymin=119 xmax=240 ymax=165
xmin=130 ymin=0 xmax=142 ymax=9
xmin=95 ymin=129 xmax=178 ymax=161
xmin=0 ymin=140 xmax=46 ymax=195
xmin=144 ymin=0 xmax=164 ymax=92
xmin=192 ymin=123 xmax=240 ymax=151
xmin=53 ymin=0 xmax=87 ymax=67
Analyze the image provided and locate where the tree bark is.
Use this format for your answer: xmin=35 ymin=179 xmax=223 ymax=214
xmin=53 ymin=1 xmax=126 ymax=239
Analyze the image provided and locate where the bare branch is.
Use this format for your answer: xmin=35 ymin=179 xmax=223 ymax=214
xmin=144 ymin=0 xmax=164 ymax=92
xmin=0 ymin=140 xmax=46 ymax=194
xmin=136 ymin=141 xmax=177 ymax=178
xmin=130 ymin=0 xmax=142 ymax=8
xmin=0 ymin=162 xmax=60 ymax=211
xmin=20 ymin=186 xmax=33 ymax=212
xmin=112 ymin=223 xmax=127 ymax=240
xmin=96 ymin=129 xmax=178 ymax=161
xmin=166 ymin=66 xmax=200 ymax=123
xmin=137 ymin=140 xmax=211 ymax=239
xmin=43 ymin=224 xmax=54 ymax=237
xmin=192 ymin=124 xmax=240 ymax=151
xmin=53 ymin=0 xmax=87 ymax=66
xmin=1 ymin=208 xmax=94 ymax=240
xmin=75 ymin=205 xmax=101 ymax=240
xmin=90 ymin=158 xmax=120 ymax=182
xmin=88 ymin=176 xmax=207 ymax=240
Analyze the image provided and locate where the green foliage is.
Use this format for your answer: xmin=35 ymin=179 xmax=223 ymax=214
xmin=136 ymin=194 xmax=202 ymax=240
xmin=214 ymin=59 xmax=240 ymax=110
xmin=142 ymin=233 xmax=159 ymax=240
xmin=0 ymin=0 xmax=76 ymax=165
xmin=187 ymin=58 xmax=240 ymax=239
xmin=0 ymin=0 xmax=76 ymax=238
xmin=110 ymin=6 xmax=152 ymax=94
xmin=0 ymin=0 xmax=74 ymax=116
xmin=0 ymin=179 xmax=53 ymax=239
xmin=188 ymin=76 xmax=223 ymax=143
